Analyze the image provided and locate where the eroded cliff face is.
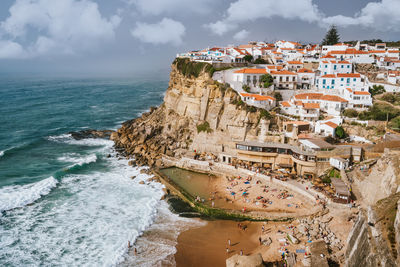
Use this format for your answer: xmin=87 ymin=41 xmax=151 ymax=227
xmin=354 ymin=150 xmax=400 ymax=205
xmin=111 ymin=62 xmax=276 ymax=166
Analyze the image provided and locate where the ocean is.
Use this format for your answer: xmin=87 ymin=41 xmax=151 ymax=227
xmin=0 ymin=76 xmax=198 ymax=266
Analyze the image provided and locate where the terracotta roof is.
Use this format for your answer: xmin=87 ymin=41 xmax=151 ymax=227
xmin=267 ymin=65 xmax=283 ymax=70
xmin=281 ymin=101 xmax=291 ymax=107
xmin=294 ymin=101 xmax=303 ymax=106
xmin=337 ymin=73 xmax=361 ymax=78
xmin=234 ymin=68 xmax=268 ymax=74
xmin=321 ymin=55 xmax=335 ymax=59
xmin=388 ymin=50 xmax=399 ymax=53
xmin=324 ymin=121 xmax=338 ymax=128
xmin=353 ymin=91 xmax=370 ymax=95
xmin=240 ymin=93 xmax=276 ymax=101
xmin=297 ymin=68 xmax=314 ymax=73
xmin=270 ymin=70 xmax=297 ymax=75
xmin=287 ymin=61 xmax=303 ymax=64
xmin=298 ymin=133 xmax=313 ymax=139
xmin=321 ymin=74 xmax=336 ymax=78
xmin=338 ymin=60 xmax=351 ymax=64
xmin=320 ymin=95 xmax=348 ymax=102
xmin=294 ymin=93 xmax=324 ymax=100
xmin=303 ymin=103 xmax=320 ymax=109
xmin=346 ymin=88 xmax=352 ymax=93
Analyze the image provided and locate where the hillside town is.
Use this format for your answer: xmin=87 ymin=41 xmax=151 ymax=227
xmin=175 ymin=35 xmax=400 ymax=189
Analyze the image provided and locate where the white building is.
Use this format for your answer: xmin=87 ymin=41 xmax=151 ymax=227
xmin=330 ymin=157 xmax=349 ymax=170
xmin=270 ymin=70 xmax=297 ymax=89
xmin=318 ymin=60 xmax=352 ymax=75
xmin=240 ymin=93 xmax=276 ymax=110
xmin=293 ymin=93 xmax=348 ymax=116
xmin=297 ymin=68 xmax=316 ymax=89
xmin=280 ymin=101 xmax=320 ymax=121
xmin=315 ymin=121 xmax=338 ymax=137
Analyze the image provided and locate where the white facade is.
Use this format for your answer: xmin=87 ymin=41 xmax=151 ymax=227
xmin=318 ymin=60 xmax=352 ymax=75
xmin=330 ymin=157 xmax=349 ymax=170
xmin=240 ymin=93 xmax=276 ymax=110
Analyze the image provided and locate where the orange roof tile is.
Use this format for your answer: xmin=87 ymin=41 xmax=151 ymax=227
xmin=303 ymin=103 xmax=320 ymax=109
xmin=320 ymin=95 xmax=348 ymax=102
xmin=353 ymin=91 xmax=370 ymax=95
xmin=324 ymin=121 xmax=338 ymax=128
xmin=369 ymin=50 xmax=386 ymax=54
xmin=294 ymin=93 xmax=324 ymax=100
xmin=321 ymin=74 xmax=336 ymax=78
xmin=281 ymin=101 xmax=291 ymax=107
xmin=287 ymin=60 xmax=303 ymax=64
xmin=234 ymin=68 xmax=268 ymax=74
xmin=270 ymin=70 xmax=297 ymax=75
xmin=346 ymin=88 xmax=352 ymax=93
xmin=321 ymin=55 xmax=335 ymax=59
xmin=294 ymin=101 xmax=303 ymax=106
xmin=240 ymin=93 xmax=275 ymax=101
xmin=337 ymin=73 xmax=361 ymax=78
xmin=297 ymin=68 xmax=314 ymax=73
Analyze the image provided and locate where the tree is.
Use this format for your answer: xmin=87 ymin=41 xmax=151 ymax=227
xmin=322 ymin=25 xmax=340 ymax=45
xmin=260 ymin=74 xmax=274 ymax=88
xmin=369 ymin=85 xmax=385 ymax=96
xmin=274 ymin=92 xmax=283 ymax=101
xmin=254 ymin=58 xmax=267 ymax=64
xmin=335 ymin=125 xmax=346 ymax=139
xmin=242 ymin=84 xmax=250 ymax=92
xmin=389 ymin=116 xmax=400 ymax=130
xmin=243 ymin=55 xmax=253 ymax=62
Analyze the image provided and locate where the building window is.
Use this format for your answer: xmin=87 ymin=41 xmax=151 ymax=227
xmin=341 ymin=65 xmax=344 ymax=68
xmin=347 ymin=78 xmax=350 ymax=83
xmin=347 ymin=65 xmax=350 ymax=68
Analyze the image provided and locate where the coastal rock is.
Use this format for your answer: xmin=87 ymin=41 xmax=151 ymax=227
xmin=69 ymin=129 xmax=114 ymax=140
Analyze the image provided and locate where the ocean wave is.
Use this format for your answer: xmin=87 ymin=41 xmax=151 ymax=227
xmin=0 ymin=176 xmax=58 ymax=212
xmin=47 ymin=133 xmax=113 ymax=147
xmin=0 ymin=150 xmax=3 ymax=157
xmin=57 ymin=153 xmax=98 ymax=167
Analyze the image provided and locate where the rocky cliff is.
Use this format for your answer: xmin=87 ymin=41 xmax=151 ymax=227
xmin=111 ymin=59 xmax=277 ymax=166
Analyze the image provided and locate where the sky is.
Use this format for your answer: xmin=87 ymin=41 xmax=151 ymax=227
xmin=0 ymin=0 xmax=399 ymax=76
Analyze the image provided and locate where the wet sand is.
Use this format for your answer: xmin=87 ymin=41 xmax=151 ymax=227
xmin=174 ymin=220 xmax=261 ymax=267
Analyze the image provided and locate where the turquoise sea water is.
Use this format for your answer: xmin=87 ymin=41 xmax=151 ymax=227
xmin=0 ymin=76 xmax=191 ymax=266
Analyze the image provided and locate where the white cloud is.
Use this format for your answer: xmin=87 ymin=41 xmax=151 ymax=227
xmin=206 ymin=0 xmax=321 ymax=35
xmin=130 ymin=18 xmax=185 ymax=46
xmin=322 ymin=0 xmax=400 ymax=31
xmin=233 ymin=29 xmax=249 ymax=41
xmin=0 ymin=40 xmax=26 ymax=59
xmin=0 ymin=0 xmax=121 ymax=58
xmin=126 ymin=0 xmax=214 ymax=16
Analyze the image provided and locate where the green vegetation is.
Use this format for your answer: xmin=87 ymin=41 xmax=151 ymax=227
xmin=342 ymin=109 xmax=359 ymax=118
xmin=242 ymin=84 xmax=251 ymax=92
xmin=389 ymin=116 xmax=400 ymax=130
xmin=322 ymin=177 xmax=332 ymax=184
xmin=335 ymin=125 xmax=347 ymax=139
xmin=260 ymin=109 xmax=272 ymax=120
xmin=321 ymin=25 xmax=340 ymax=45
xmin=358 ymin=103 xmax=400 ymax=121
xmin=328 ymin=168 xmax=341 ymax=178
xmin=274 ymin=92 xmax=282 ymax=101
xmin=174 ymin=58 xmax=215 ymax=78
xmin=369 ymin=85 xmax=385 ymax=96
xmin=381 ymin=93 xmax=400 ymax=105
xmin=345 ymin=39 xmax=400 ymax=48
xmin=254 ymin=58 xmax=267 ymax=64
xmin=243 ymin=55 xmax=253 ymax=62
xmin=260 ymin=74 xmax=274 ymax=88
xmin=196 ymin=121 xmax=213 ymax=133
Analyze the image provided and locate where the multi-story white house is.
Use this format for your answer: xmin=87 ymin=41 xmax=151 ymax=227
xmin=270 ymin=70 xmax=297 ymax=89
xmin=240 ymin=93 xmax=276 ymax=110
xmin=286 ymin=60 xmax=304 ymax=71
xmin=316 ymin=73 xmax=365 ymax=91
xmin=296 ymin=68 xmax=315 ymax=89
xmin=342 ymin=88 xmax=372 ymax=108
xmin=280 ymin=101 xmax=320 ymax=121
xmin=233 ymin=68 xmax=268 ymax=89
xmin=318 ymin=60 xmax=352 ymax=75
xmin=293 ymin=93 xmax=348 ymax=116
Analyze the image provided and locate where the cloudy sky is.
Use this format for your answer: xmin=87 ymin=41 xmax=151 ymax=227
xmin=0 ymin=0 xmax=399 ymax=76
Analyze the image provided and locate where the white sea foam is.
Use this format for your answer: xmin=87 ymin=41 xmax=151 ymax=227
xmin=48 ymin=133 xmax=114 ymax=147
xmin=0 ymin=153 xmax=171 ymax=266
xmin=57 ymin=153 xmax=98 ymax=166
xmin=0 ymin=176 xmax=58 ymax=212
xmin=0 ymin=150 xmax=3 ymax=157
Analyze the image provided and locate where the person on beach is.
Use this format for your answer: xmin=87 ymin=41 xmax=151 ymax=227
xmin=128 ymin=241 xmax=131 ymax=248
xmin=240 ymin=250 xmax=243 ymax=256
xmin=259 ymin=237 xmax=262 ymax=245
xmin=228 ymin=239 xmax=231 ymax=246
xmin=134 ymin=248 xmax=138 ymax=256
xmin=226 ymin=247 xmax=229 ymax=254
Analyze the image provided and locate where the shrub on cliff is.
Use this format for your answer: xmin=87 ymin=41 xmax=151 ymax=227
xmin=342 ymin=109 xmax=359 ymax=118
xmin=174 ymin=58 xmax=215 ymax=78
xmin=197 ymin=121 xmax=213 ymax=133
